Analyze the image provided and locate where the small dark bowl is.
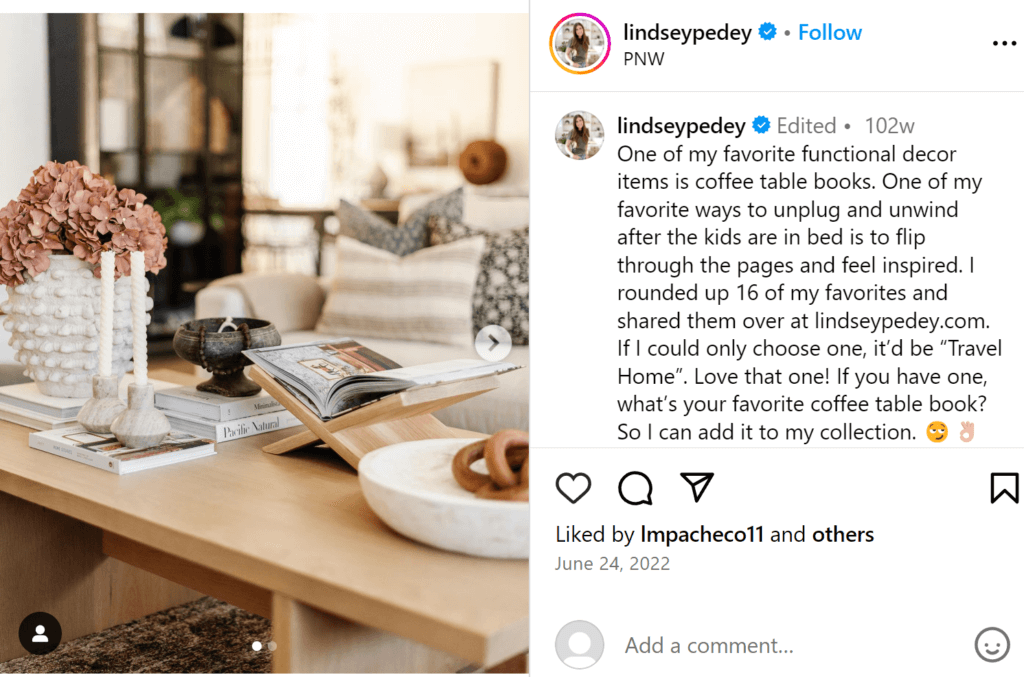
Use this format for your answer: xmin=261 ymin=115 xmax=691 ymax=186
xmin=173 ymin=318 xmax=281 ymax=397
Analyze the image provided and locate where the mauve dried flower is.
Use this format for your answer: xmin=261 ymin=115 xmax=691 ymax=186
xmin=0 ymin=200 xmax=60 ymax=285
xmin=0 ymin=160 xmax=168 ymax=285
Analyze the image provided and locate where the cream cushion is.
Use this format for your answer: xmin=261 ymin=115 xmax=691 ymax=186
xmin=461 ymin=192 xmax=530 ymax=233
xmin=205 ymin=273 xmax=326 ymax=334
xmin=316 ymin=235 xmax=484 ymax=347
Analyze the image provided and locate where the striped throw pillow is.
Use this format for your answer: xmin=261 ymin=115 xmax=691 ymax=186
xmin=315 ymin=235 xmax=485 ymax=346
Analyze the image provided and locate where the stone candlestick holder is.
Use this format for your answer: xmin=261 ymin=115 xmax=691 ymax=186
xmin=77 ymin=375 xmax=127 ymax=433
xmin=110 ymin=383 xmax=170 ymax=449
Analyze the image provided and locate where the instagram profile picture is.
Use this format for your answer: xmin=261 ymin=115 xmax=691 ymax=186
xmin=557 ymin=111 xmax=605 ymax=160
xmin=555 ymin=620 xmax=604 ymax=669
xmin=550 ymin=14 xmax=610 ymax=74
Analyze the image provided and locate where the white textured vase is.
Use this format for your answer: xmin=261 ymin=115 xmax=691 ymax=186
xmin=1 ymin=254 xmax=148 ymax=398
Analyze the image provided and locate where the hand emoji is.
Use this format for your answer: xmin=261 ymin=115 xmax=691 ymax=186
xmin=960 ymin=421 xmax=975 ymax=443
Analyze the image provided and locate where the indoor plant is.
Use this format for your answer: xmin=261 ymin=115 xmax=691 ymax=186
xmin=0 ymin=161 xmax=168 ymax=397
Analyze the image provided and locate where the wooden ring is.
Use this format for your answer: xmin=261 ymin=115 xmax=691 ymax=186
xmin=451 ymin=440 xmax=491 ymax=492
xmin=505 ymin=445 xmax=528 ymax=471
xmin=474 ymin=482 xmax=529 ymax=502
xmin=485 ymin=430 xmax=530 ymax=488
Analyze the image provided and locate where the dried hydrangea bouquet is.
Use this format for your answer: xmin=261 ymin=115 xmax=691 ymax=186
xmin=0 ymin=161 xmax=168 ymax=397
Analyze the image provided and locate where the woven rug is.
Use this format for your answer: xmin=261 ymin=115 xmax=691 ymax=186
xmin=0 ymin=597 xmax=271 ymax=674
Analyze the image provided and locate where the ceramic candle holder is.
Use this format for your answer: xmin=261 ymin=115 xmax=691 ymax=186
xmin=77 ymin=374 xmax=127 ymax=433
xmin=110 ymin=383 xmax=170 ymax=448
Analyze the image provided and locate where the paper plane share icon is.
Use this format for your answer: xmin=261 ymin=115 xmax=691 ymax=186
xmin=680 ymin=473 xmax=714 ymax=503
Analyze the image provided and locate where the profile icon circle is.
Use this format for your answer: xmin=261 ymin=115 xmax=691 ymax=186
xmin=18 ymin=611 xmax=62 ymax=655
xmin=549 ymin=14 xmax=610 ymax=74
xmin=556 ymin=111 xmax=605 ymax=161
xmin=555 ymin=620 xmax=604 ymax=669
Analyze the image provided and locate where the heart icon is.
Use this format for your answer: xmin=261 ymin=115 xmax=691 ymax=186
xmin=556 ymin=472 xmax=592 ymax=504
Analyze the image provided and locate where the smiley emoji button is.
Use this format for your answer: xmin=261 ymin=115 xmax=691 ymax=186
xmin=926 ymin=421 xmax=948 ymax=443
xmin=975 ymin=627 xmax=1010 ymax=662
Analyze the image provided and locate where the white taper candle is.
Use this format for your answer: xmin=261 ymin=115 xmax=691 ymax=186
xmin=98 ymin=251 xmax=114 ymax=378
xmin=130 ymin=251 xmax=147 ymax=386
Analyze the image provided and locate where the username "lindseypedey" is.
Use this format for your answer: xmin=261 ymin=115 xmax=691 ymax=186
xmin=624 ymin=23 xmax=753 ymax=46
xmin=618 ymin=116 xmax=746 ymax=139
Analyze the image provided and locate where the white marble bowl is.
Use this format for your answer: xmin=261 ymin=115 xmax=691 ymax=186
xmin=358 ymin=439 xmax=529 ymax=559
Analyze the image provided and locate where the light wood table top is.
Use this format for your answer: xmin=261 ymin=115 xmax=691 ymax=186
xmin=0 ymin=368 xmax=528 ymax=666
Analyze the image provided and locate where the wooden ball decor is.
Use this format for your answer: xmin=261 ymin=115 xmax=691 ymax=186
xmin=459 ymin=140 xmax=507 ymax=185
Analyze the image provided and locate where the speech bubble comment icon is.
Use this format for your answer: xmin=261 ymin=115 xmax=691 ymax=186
xmin=618 ymin=471 xmax=653 ymax=506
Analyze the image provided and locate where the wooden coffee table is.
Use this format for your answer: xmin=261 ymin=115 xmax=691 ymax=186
xmin=0 ymin=368 xmax=527 ymax=673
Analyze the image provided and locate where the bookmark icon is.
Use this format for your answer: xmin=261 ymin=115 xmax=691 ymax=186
xmin=991 ymin=473 xmax=1019 ymax=504
xmin=680 ymin=473 xmax=714 ymax=503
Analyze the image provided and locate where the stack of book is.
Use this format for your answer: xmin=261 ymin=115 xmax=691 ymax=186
xmin=0 ymin=383 xmax=80 ymax=430
xmin=12 ymin=380 xmax=301 ymax=475
xmin=0 ymin=380 xmax=175 ymax=431
xmin=155 ymin=386 xmax=302 ymax=442
xmin=30 ymin=426 xmax=215 ymax=475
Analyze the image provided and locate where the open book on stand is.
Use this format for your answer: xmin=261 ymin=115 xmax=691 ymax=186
xmin=243 ymin=338 xmax=518 ymax=420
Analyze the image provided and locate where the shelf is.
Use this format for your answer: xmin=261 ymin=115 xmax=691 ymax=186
xmin=147 ymin=54 xmax=241 ymax=69
xmin=90 ymin=12 xmax=245 ymax=309
xmin=99 ymin=46 xmax=241 ymax=71
xmin=143 ymin=52 xmax=204 ymax=63
xmin=141 ymin=149 xmax=238 ymax=157
xmin=180 ymin=280 xmax=213 ymax=294
xmin=97 ymin=46 xmax=139 ymax=57
xmin=243 ymin=243 xmax=317 ymax=250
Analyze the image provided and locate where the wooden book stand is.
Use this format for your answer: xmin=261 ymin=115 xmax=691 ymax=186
xmin=249 ymin=366 xmax=497 ymax=469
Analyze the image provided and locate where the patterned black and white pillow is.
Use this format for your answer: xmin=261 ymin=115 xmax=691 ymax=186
xmin=429 ymin=214 xmax=529 ymax=345
xmin=402 ymin=187 xmax=464 ymax=242
xmin=336 ymin=188 xmax=464 ymax=257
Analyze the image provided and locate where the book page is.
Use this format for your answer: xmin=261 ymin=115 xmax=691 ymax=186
xmin=245 ymin=338 xmax=401 ymax=406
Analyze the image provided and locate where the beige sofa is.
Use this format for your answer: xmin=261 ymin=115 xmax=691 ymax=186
xmin=195 ymin=273 xmax=528 ymax=433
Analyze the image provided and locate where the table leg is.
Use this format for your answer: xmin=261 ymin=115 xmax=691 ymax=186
xmin=271 ymin=594 xmax=472 ymax=673
xmin=0 ymin=492 xmax=202 ymax=662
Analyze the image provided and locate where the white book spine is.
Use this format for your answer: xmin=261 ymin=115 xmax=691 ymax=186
xmin=156 ymin=393 xmax=284 ymax=421
xmin=0 ymin=404 xmax=76 ymax=431
xmin=29 ymin=435 xmax=121 ymax=474
xmin=214 ymin=411 xmax=302 ymax=442
xmin=170 ymin=410 xmax=302 ymax=443
xmin=0 ymin=393 xmax=80 ymax=419
xmin=223 ymin=399 xmax=285 ymax=420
